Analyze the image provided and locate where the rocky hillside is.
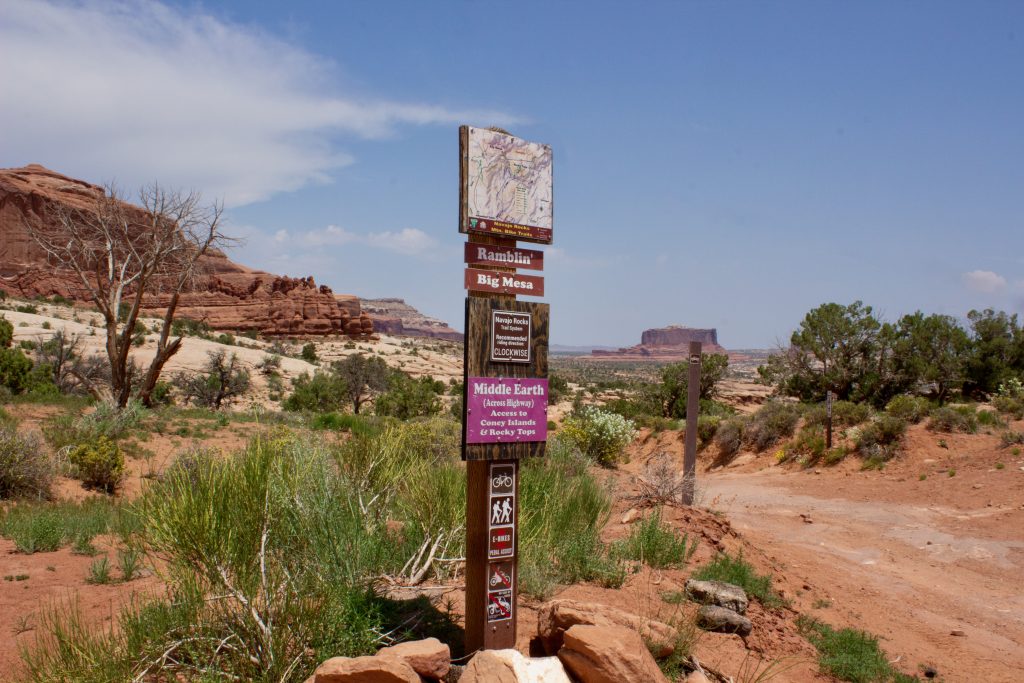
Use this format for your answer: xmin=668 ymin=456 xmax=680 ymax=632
xmin=360 ymin=297 xmax=463 ymax=341
xmin=0 ymin=164 xmax=373 ymax=336
xmin=592 ymin=324 xmax=726 ymax=359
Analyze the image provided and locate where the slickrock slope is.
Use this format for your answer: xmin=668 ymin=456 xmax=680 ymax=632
xmin=360 ymin=297 xmax=463 ymax=341
xmin=592 ymin=324 xmax=727 ymax=359
xmin=0 ymin=164 xmax=372 ymax=336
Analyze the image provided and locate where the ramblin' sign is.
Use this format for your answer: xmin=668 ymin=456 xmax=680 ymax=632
xmin=464 ymin=242 xmax=544 ymax=271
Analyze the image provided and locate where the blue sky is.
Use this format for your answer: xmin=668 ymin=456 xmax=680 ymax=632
xmin=2 ymin=1 xmax=1022 ymax=347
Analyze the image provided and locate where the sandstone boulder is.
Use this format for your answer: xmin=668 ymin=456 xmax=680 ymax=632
xmin=684 ymin=578 xmax=749 ymax=614
xmin=537 ymin=599 xmax=678 ymax=658
xmin=376 ymin=637 xmax=450 ymax=679
xmin=313 ymin=655 xmax=419 ymax=683
xmin=557 ymin=624 xmax=669 ymax=683
xmin=490 ymin=649 xmax=573 ymax=682
xmin=460 ymin=650 xmax=518 ymax=683
xmin=696 ymin=605 xmax=752 ymax=637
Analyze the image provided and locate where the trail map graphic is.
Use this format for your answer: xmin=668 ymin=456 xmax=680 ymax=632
xmin=465 ymin=126 xmax=552 ymax=243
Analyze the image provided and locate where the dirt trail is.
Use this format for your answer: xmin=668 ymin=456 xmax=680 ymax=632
xmin=703 ymin=470 xmax=1024 ymax=682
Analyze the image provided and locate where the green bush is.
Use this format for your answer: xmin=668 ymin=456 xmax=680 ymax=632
xmin=992 ymin=396 xmax=1024 ymax=420
xmin=744 ymin=401 xmax=801 ymax=452
xmin=804 ymin=400 xmax=873 ymax=429
xmin=283 ymin=371 xmax=348 ymax=412
xmin=0 ymin=428 xmax=53 ymax=500
xmin=68 ymin=436 xmax=125 ymax=493
xmin=0 ymin=498 xmax=118 ymax=553
xmin=44 ymin=401 xmax=144 ymax=450
xmin=310 ymin=412 xmax=381 ymax=437
xmin=856 ymin=415 xmax=907 ymax=451
xmin=790 ymin=424 xmax=826 ymax=460
xmin=0 ymin=346 xmax=34 ymax=393
xmin=976 ymin=409 xmax=1005 ymax=428
xmin=300 ymin=342 xmax=319 ymax=363
xmin=693 ymin=551 xmax=784 ymax=608
xmin=612 ymin=507 xmax=696 ymax=569
xmin=885 ymin=395 xmax=932 ymax=424
xmin=927 ymin=406 xmax=979 ymax=434
xmin=374 ymin=374 xmax=442 ymax=419
xmin=170 ymin=317 xmax=211 ymax=339
xmin=696 ymin=415 xmax=721 ymax=448
xmin=560 ymin=406 xmax=638 ymax=466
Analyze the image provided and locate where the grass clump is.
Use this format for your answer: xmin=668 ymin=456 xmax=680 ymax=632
xmin=44 ymin=401 xmax=144 ymax=450
xmin=798 ymin=616 xmax=916 ymax=682
xmin=0 ymin=428 xmax=54 ymax=500
xmin=311 ymin=411 xmax=383 ymax=437
xmin=999 ymin=430 xmax=1024 ymax=448
xmin=927 ymin=405 xmax=978 ymax=434
xmin=86 ymin=556 xmax=112 ymax=584
xmin=0 ymin=498 xmax=119 ymax=553
xmin=612 ymin=507 xmax=697 ymax=569
xmin=692 ymin=551 xmax=784 ymax=608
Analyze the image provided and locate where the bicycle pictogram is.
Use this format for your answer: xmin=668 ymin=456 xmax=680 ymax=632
xmin=491 ymin=473 xmax=513 ymax=489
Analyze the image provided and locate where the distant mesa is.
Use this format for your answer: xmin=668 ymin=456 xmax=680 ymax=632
xmin=360 ymin=298 xmax=464 ymax=342
xmin=591 ymin=324 xmax=726 ymax=359
xmin=0 ymin=164 xmax=375 ymax=336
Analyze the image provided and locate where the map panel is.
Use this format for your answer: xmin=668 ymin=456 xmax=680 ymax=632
xmin=462 ymin=126 xmax=553 ymax=244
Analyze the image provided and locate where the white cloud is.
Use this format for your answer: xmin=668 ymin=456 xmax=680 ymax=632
xmin=962 ymin=270 xmax=1007 ymax=294
xmin=0 ymin=0 xmax=518 ymax=206
xmin=300 ymin=224 xmax=437 ymax=256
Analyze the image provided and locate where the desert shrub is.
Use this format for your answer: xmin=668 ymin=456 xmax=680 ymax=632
xmin=790 ymin=424 xmax=826 ymax=460
xmin=0 ymin=429 xmax=53 ymax=499
xmin=149 ymin=380 xmax=173 ymax=406
xmin=374 ymin=374 xmax=442 ymax=419
xmin=170 ymin=317 xmax=211 ymax=339
xmin=856 ymin=415 xmax=907 ymax=451
xmin=976 ymin=409 xmax=1005 ymax=428
xmin=885 ymin=395 xmax=932 ymax=423
xmin=693 ymin=551 xmax=784 ymax=608
xmin=927 ymin=406 xmax=979 ymax=433
xmin=300 ymin=342 xmax=319 ymax=363
xmin=612 ymin=507 xmax=697 ymax=569
xmin=68 ymin=436 xmax=125 ymax=493
xmin=823 ymin=445 xmax=850 ymax=465
xmin=283 ymin=370 xmax=348 ymax=413
xmin=1000 ymin=430 xmax=1024 ymax=448
xmin=992 ymin=395 xmax=1024 ymax=419
xmin=744 ymin=401 xmax=801 ymax=452
xmin=257 ymin=353 xmax=283 ymax=376
xmin=44 ymin=400 xmax=144 ymax=450
xmin=804 ymin=400 xmax=873 ymax=429
xmin=560 ymin=406 xmax=638 ymax=466
xmin=179 ymin=350 xmax=251 ymax=410
xmin=0 ymin=345 xmax=34 ymax=393
xmin=713 ymin=417 xmax=745 ymax=460
xmin=696 ymin=415 xmax=721 ymax=449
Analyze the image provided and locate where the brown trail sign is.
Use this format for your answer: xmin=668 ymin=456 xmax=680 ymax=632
xmin=460 ymin=125 xmax=552 ymax=654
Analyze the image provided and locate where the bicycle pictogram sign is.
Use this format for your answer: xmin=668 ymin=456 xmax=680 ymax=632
xmin=490 ymin=464 xmax=514 ymax=495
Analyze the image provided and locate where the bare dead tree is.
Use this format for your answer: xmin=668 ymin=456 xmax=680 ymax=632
xmin=25 ymin=183 xmax=227 ymax=407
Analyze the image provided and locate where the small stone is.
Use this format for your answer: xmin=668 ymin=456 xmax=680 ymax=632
xmin=684 ymin=671 xmax=711 ymax=683
xmin=621 ymin=508 xmax=641 ymax=524
xmin=950 ymin=629 xmax=966 ymax=637
xmin=314 ymin=655 xmax=420 ymax=683
xmin=696 ymin=605 xmax=753 ymax=637
xmin=972 ymin=484 xmax=983 ymax=489
xmin=684 ymin=579 xmax=749 ymax=614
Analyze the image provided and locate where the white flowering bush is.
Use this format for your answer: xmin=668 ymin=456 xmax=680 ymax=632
xmin=561 ymin=406 xmax=638 ymax=466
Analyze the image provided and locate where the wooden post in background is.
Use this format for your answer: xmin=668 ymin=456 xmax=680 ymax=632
xmin=682 ymin=341 xmax=701 ymax=505
xmin=826 ymin=390 xmax=834 ymax=450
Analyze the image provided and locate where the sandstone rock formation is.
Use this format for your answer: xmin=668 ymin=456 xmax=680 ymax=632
xmin=375 ymin=637 xmax=450 ymax=679
xmin=312 ymin=655 xmax=420 ymax=683
xmin=592 ymin=324 xmax=726 ymax=360
xmin=0 ymin=164 xmax=371 ymax=337
xmin=360 ymin=298 xmax=463 ymax=341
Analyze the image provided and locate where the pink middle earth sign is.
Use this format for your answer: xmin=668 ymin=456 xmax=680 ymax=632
xmin=465 ymin=377 xmax=548 ymax=444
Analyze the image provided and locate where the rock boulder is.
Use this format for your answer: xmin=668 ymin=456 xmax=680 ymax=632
xmin=557 ymin=624 xmax=669 ymax=683
xmin=536 ymin=599 xmax=678 ymax=658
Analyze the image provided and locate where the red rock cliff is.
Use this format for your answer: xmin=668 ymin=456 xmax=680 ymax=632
xmin=0 ymin=164 xmax=372 ymax=336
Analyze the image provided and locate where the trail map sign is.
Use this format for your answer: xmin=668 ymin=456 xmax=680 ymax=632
xmin=460 ymin=126 xmax=553 ymax=244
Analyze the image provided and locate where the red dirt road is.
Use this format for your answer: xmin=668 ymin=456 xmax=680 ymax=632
xmin=703 ymin=466 xmax=1024 ymax=683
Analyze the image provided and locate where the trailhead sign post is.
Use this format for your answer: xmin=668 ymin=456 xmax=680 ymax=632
xmin=459 ymin=125 xmax=551 ymax=653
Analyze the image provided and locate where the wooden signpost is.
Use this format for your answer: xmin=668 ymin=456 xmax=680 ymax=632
xmin=460 ymin=125 xmax=552 ymax=653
